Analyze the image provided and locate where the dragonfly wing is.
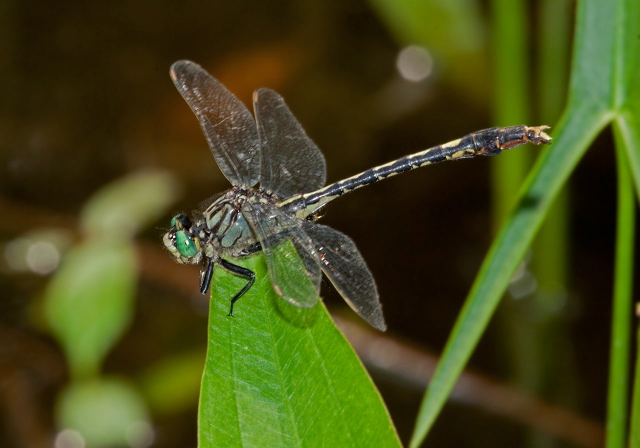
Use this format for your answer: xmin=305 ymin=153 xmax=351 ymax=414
xmin=253 ymin=88 xmax=327 ymax=198
xmin=170 ymin=60 xmax=260 ymax=188
xmin=303 ymin=222 xmax=386 ymax=331
xmin=243 ymin=202 xmax=321 ymax=308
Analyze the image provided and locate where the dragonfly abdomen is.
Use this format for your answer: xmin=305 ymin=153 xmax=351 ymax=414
xmin=284 ymin=125 xmax=551 ymax=216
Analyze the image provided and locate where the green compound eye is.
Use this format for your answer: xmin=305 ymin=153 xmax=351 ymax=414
xmin=171 ymin=214 xmax=192 ymax=229
xmin=175 ymin=230 xmax=199 ymax=258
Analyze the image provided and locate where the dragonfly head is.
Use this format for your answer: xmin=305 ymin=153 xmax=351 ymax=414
xmin=164 ymin=214 xmax=203 ymax=264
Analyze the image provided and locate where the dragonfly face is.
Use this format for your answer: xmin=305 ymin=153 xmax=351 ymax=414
xmin=163 ymin=213 xmax=202 ymax=264
xmin=163 ymin=60 xmax=551 ymax=331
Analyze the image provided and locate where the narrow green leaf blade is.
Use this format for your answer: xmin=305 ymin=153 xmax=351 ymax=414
xmin=606 ymin=128 xmax=635 ymax=448
xmin=629 ymin=327 xmax=640 ymax=448
xmin=616 ymin=0 xmax=640 ymax=198
xmin=611 ymin=0 xmax=640 ymax=440
xmin=198 ymin=254 xmax=400 ymax=448
xmin=410 ymin=0 xmax=622 ymax=444
xmin=410 ymin=107 xmax=609 ymax=447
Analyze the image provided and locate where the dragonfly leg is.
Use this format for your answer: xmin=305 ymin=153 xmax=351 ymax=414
xmin=219 ymin=259 xmax=256 ymax=316
xmin=199 ymin=258 xmax=214 ymax=294
xmin=239 ymin=242 xmax=262 ymax=256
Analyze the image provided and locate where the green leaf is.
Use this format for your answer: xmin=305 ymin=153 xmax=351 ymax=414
xmin=410 ymin=0 xmax=630 ymax=445
xmin=367 ymin=0 xmax=484 ymax=53
xmin=44 ymin=241 xmax=137 ymax=378
xmin=139 ymin=350 xmax=205 ymax=416
xmin=366 ymin=0 xmax=489 ymax=102
xmin=615 ymin=0 xmax=640 ymax=198
xmin=57 ymin=377 xmax=150 ymax=448
xmin=607 ymin=129 xmax=635 ymax=448
xmin=609 ymin=1 xmax=640 ymax=446
xmin=630 ymin=327 xmax=640 ymax=448
xmin=80 ymin=170 xmax=179 ymax=239
xmin=198 ymin=254 xmax=400 ymax=448
xmin=44 ymin=171 xmax=179 ymax=379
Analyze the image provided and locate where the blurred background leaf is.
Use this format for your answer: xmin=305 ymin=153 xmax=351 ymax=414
xmin=57 ymin=377 xmax=151 ymax=448
xmin=44 ymin=240 xmax=136 ymax=378
xmin=80 ymin=171 xmax=180 ymax=239
xmin=40 ymin=171 xmax=177 ymax=446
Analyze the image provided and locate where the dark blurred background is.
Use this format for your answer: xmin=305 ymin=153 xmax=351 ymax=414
xmin=0 ymin=0 xmax=619 ymax=447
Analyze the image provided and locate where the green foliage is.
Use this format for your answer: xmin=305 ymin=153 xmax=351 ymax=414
xmin=191 ymin=0 xmax=640 ymax=445
xmin=80 ymin=170 xmax=179 ymax=239
xmin=407 ymin=0 xmax=640 ymax=446
xmin=45 ymin=240 xmax=136 ymax=378
xmin=198 ymin=254 xmax=401 ymax=448
xmin=43 ymin=171 xmax=178 ymax=445
xmin=57 ymin=378 xmax=150 ymax=448
xmin=139 ymin=350 xmax=205 ymax=416
xmin=38 ymin=1 xmax=640 ymax=446
xmin=367 ymin=0 xmax=487 ymax=103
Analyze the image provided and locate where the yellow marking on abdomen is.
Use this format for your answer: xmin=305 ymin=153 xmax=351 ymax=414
xmin=441 ymin=138 xmax=462 ymax=148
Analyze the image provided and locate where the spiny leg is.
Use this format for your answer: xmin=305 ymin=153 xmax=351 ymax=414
xmin=219 ymin=258 xmax=256 ymax=316
xmin=200 ymin=258 xmax=214 ymax=294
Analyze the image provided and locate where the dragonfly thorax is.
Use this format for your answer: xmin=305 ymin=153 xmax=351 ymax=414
xmin=202 ymin=187 xmax=273 ymax=254
xmin=163 ymin=187 xmax=277 ymax=265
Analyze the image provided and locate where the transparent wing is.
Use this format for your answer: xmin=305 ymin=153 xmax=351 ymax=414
xmin=303 ymin=222 xmax=386 ymax=331
xmin=243 ymin=202 xmax=321 ymax=308
xmin=170 ymin=60 xmax=260 ymax=188
xmin=253 ymin=88 xmax=327 ymax=198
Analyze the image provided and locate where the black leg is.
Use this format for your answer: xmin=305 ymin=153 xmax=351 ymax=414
xmin=219 ymin=259 xmax=255 ymax=316
xmin=239 ymin=242 xmax=262 ymax=256
xmin=199 ymin=258 xmax=214 ymax=295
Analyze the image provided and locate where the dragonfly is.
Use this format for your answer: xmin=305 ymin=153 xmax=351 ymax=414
xmin=163 ymin=60 xmax=552 ymax=331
